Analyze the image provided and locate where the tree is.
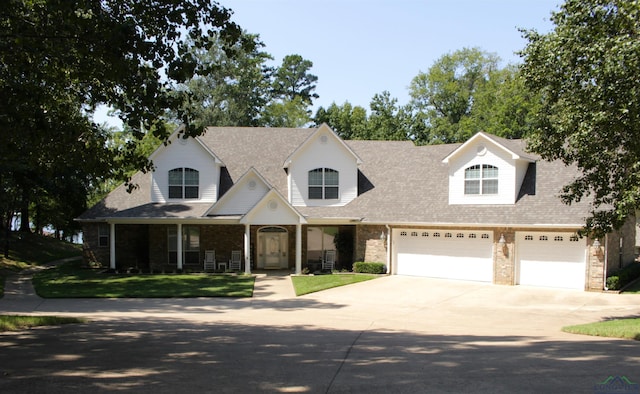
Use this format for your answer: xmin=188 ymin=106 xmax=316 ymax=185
xmin=467 ymin=65 xmax=540 ymax=139
xmin=178 ymin=33 xmax=273 ymax=129
xmin=366 ymin=91 xmax=413 ymax=140
xmin=409 ymin=48 xmax=500 ymax=143
xmin=313 ymin=102 xmax=368 ymax=139
xmin=0 ymin=1 xmax=244 ymax=234
xmin=262 ymin=96 xmax=312 ymax=128
xmin=520 ymin=0 xmax=640 ymax=236
xmin=271 ymin=54 xmax=319 ymax=105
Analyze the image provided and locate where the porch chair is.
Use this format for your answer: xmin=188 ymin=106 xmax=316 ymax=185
xmin=229 ymin=250 xmax=242 ymax=271
xmin=322 ymin=250 xmax=336 ymax=271
xmin=203 ymin=250 xmax=216 ymax=272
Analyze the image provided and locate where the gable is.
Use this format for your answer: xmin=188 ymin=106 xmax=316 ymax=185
xmin=241 ymin=189 xmax=306 ymax=225
xmin=150 ymin=133 xmax=222 ymax=203
xmin=445 ymin=132 xmax=536 ymax=205
xmin=286 ymin=124 xmax=361 ymax=207
xmin=206 ymin=168 xmax=271 ymax=216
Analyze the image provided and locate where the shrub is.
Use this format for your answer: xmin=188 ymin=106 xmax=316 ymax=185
xmin=606 ymin=262 xmax=640 ymax=290
xmin=353 ymin=261 xmax=386 ymax=274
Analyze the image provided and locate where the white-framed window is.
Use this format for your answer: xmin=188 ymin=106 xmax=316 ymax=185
xmin=168 ymin=168 xmax=199 ymax=199
xmin=308 ymin=168 xmax=339 ymax=199
xmin=464 ymin=164 xmax=498 ymax=195
xmin=168 ymin=226 xmax=200 ymax=265
xmin=98 ymin=224 xmax=109 ymax=247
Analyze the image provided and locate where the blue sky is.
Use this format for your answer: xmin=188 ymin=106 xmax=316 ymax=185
xmin=221 ymin=0 xmax=561 ymax=112
xmin=96 ymin=1 xmax=561 ymax=127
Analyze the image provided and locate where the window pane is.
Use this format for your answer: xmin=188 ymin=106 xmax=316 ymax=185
xmin=325 ymin=186 xmax=338 ymax=199
xmin=465 ymin=180 xmax=480 ymax=194
xmin=482 ymin=179 xmax=498 ymax=194
xmin=184 ymin=226 xmax=199 ymax=251
xmin=168 ymin=169 xmax=183 ymax=185
xmin=308 ymin=169 xmax=323 ymax=186
xmin=184 ymin=186 xmax=198 ymax=199
xmin=482 ymin=165 xmax=498 ymax=178
xmin=184 ymin=168 xmax=199 ymax=185
xmin=309 ymin=186 xmax=323 ymax=199
xmin=169 ymin=185 xmax=183 ymax=199
xmin=324 ymin=169 xmax=339 ymax=185
xmin=168 ymin=227 xmax=177 ymax=252
xmin=465 ymin=165 xmax=480 ymax=179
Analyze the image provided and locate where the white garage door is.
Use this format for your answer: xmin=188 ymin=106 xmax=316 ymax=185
xmin=395 ymin=230 xmax=493 ymax=282
xmin=516 ymin=232 xmax=586 ymax=290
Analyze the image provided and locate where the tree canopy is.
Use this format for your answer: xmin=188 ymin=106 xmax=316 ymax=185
xmin=0 ymin=0 xmax=244 ymax=239
xmin=520 ymin=0 xmax=640 ymax=236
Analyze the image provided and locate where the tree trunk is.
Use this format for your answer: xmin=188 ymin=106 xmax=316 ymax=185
xmin=19 ymin=188 xmax=30 ymax=233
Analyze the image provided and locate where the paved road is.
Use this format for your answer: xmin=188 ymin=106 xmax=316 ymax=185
xmin=1 ymin=270 xmax=639 ymax=393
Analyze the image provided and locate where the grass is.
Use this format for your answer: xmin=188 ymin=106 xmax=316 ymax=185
xmin=621 ymin=278 xmax=640 ymax=294
xmin=562 ymin=318 xmax=640 ymax=341
xmin=291 ymin=273 xmax=379 ymax=296
xmin=0 ymin=315 xmax=86 ymax=332
xmin=1 ymin=232 xmax=82 ymax=297
xmin=33 ymin=260 xmax=255 ymax=298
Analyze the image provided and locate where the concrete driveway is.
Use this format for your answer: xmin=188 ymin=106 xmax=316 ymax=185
xmin=1 ymin=274 xmax=639 ymax=393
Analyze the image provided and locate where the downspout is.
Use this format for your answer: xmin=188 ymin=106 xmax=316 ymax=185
xmin=386 ymin=224 xmax=391 ymax=275
xmin=603 ymin=234 xmax=609 ymax=291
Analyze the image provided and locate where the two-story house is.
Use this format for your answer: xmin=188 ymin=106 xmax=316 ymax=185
xmin=78 ymin=124 xmax=636 ymax=291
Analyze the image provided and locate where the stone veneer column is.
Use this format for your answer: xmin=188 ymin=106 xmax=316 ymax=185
xmin=493 ymin=231 xmax=515 ymax=285
xmin=587 ymin=241 xmax=605 ymax=291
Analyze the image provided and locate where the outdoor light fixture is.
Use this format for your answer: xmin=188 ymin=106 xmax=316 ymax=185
xmin=498 ymin=234 xmax=508 ymax=257
xmin=592 ymin=239 xmax=602 ymax=256
xmin=380 ymin=231 xmax=386 ymax=241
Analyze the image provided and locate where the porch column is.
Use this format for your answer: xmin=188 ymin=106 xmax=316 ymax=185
xmin=109 ymin=222 xmax=116 ymax=270
xmin=295 ymin=223 xmax=302 ymax=274
xmin=244 ymin=224 xmax=251 ymax=274
xmin=176 ymin=223 xmax=183 ymax=270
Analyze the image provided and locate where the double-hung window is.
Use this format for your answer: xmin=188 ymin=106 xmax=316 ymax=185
xmin=308 ymin=168 xmax=339 ymax=199
xmin=464 ymin=164 xmax=498 ymax=195
xmin=168 ymin=168 xmax=199 ymax=199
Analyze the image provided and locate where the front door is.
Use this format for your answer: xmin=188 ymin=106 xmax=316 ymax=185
xmin=258 ymin=227 xmax=288 ymax=269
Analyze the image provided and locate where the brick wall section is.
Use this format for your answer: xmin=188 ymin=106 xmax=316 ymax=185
xmin=81 ymin=223 xmax=109 ymax=267
xmin=605 ymin=216 xmax=637 ymax=274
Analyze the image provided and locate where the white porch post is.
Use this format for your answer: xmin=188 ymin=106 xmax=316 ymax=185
xmin=109 ymin=222 xmax=116 ymax=270
xmin=244 ymin=224 xmax=251 ymax=274
xmin=295 ymin=223 xmax=302 ymax=274
xmin=176 ymin=223 xmax=183 ymax=270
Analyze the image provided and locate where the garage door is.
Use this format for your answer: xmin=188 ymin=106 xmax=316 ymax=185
xmin=516 ymin=232 xmax=586 ymax=290
xmin=395 ymin=230 xmax=493 ymax=282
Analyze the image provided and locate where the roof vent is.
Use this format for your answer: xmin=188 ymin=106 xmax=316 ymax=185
xmin=320 ymin=135 xmax=328 ymax=144
xmin=477 ymin=145 xmax=487 ymax=156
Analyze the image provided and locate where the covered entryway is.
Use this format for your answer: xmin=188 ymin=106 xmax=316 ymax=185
xmin=516 ymin=232 xmax=586 ymax=290
xmin=394 ymin=229 xmax=494 ymax=282
xmin=257 ymin=226 xmax=289 ymax=269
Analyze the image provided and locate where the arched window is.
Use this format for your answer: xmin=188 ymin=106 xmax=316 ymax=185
xmin=464 ymin=164 xmax=498 ymax=195
xmin=168 ymin=168 xmax=199 ymax=199
xmin=308 ymin=168 xmax=339 ymax=199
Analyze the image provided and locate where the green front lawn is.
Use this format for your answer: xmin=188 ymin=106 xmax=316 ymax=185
xmin=33 ymin=262 xmax=255 ymax=298
xmin=291 ymin=273 xmax=379 ymax=296
xmin=0 ymin=315 xmax=86 ymax=332
xmin=562 ymin=318 xmax=640 ymax=341
xmin=622 ymin=278 xmax=640 ymax=294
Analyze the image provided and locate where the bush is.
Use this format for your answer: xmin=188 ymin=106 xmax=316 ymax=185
xmin=606 ymin=262 xmax=640 ymax=290
xmin=353 ymin=261 xmax=386 ymax=274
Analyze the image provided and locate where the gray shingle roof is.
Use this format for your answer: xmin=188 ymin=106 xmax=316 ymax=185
xmin=79 ymin=126 xmax=591 ymax=227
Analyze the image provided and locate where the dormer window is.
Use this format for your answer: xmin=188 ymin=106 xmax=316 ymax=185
xmin=169 ymin=168 xmax=199 ymax=199
xmin=464 ymin=164 xmax=498 ymax=195
xmin=308 ymin=168 xmax=339 ymax=199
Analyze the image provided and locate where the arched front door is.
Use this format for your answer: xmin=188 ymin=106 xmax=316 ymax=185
xmin=257 ymin=226 xmax=288 ymax=269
